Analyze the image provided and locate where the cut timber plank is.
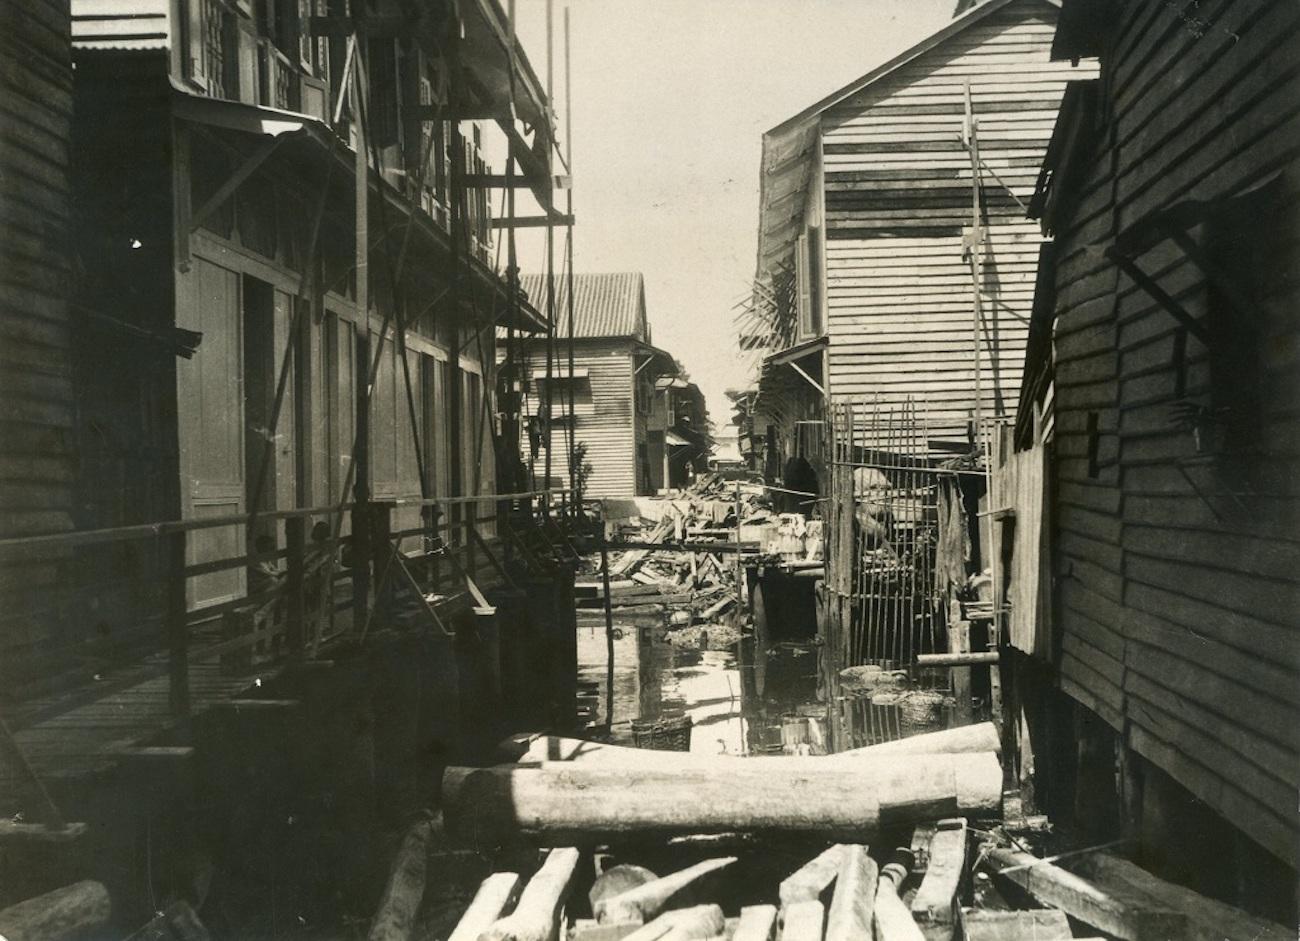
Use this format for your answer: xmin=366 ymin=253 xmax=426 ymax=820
xmin=596 ymin=857 xmax=736 ymax=924
xmin=480 ymin=847 xmax=581 ymax=941
xmin=1069 ymin=852 xmax=1292 ymax=941
xmin=0 ymin=880 xmax=111 ymax=941
xmin=780 ymin=900 xmax=824 ymax=941
xmin=959 ymin=908 xmax=1072 ymax=941
xmin=779 ymin=844 xmax=847 ymax=906
xmin=986 ymin=848 xmax=1186 ymax=941
xmin=910 ymin=818 xmax=967 ymax=940
xmin=732 ymin=904 xmax=777 ymax=941
xmin=368 ymin=813 xmax=438 ymax=941
xmin=825 ymin=844 xmax=877 ymax=941
xmin=446 ymin=872 xmax=524 ymax=941
xmin=571 ymin=921 xmax=641 ymax=941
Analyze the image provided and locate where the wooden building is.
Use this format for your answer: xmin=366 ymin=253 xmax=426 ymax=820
xmin=0 ymin=0 xmax=79 ymax=692
xmin=61 ymin=0 xmax=549 ymax=624
xmin=514 ymin=273 xmax=675 ymax=499
xmin=748 ymin=0 xmax=1088 ymax=472
xmin=647 ymin=377 xmax=711 ymax=491
xmin=1006 ymin=0 xmax=1300 ymax=914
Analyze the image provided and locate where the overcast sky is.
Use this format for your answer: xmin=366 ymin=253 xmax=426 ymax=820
xmin=505 ymin=1 xmax=955 ymax=426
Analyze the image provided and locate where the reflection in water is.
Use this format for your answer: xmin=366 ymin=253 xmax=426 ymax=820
xmin=576 ymin=608 xmax=968 ymax=757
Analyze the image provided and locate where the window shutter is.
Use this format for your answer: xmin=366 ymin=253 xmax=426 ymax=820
xmin=185 ymin=0 xmax=207 ymax=82
xmin=807 ymin=225 xmax=823 ymax=336
xmin=795 ymin=232 xmax=811 ymax=339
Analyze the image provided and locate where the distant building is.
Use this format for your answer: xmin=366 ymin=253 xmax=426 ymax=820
xmin=514 ymin=273 xmax=675 ymax=498
xmin=647 ymin=377 xmax=711 ymax=490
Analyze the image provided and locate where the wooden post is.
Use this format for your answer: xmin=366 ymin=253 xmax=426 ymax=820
xmin=964 ymin=80 xmax=984 ymax=439
xmin=599 ymin=528 xmax=616 ymax=728
xmin=285 ymin=517 xmax=306 ymax=657
xmin=733 ymin=905 xmax=777 ymax=941
xmin=733 ymin=482 xmax=744 ymax=613
xmin=351 ymin=43 xmax=372 ymax=634
xmin=168 ymin=528 xmax=191 ymax=727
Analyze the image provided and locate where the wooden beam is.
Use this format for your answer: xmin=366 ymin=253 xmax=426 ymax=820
xmin=480 ymin=847 xmax=581 ymax=941
xmin=0 ymin=820 xmax=87 ymax=845
xmin=825 ymin=844 xmax=877 ymax=941
xmin=189 ymin=136 xmax=284 ymax=233
xmin=595 ymin=857 xmax=737 ymax=924
xmin=492 ymin=213 xmax=575 ymax=229
xmin=911 ymin=818 xmax=967 ymax=941
xmin=875 ymin=863 xmax=924 ymax=941
xmin=0 ymin=881 xmax=111 ymax=941
xmin=447 ymin=872 xmax=524 ymax=941
xmin=309 ymin=15 xmax=408 ymax=37
xmin=917 ymin=652 xmax=999 ymax=667
xmin=1106 ymin=249 xmax=1210 ymax=344
xmin=779 ymin=845 xmax=846 ymax=906
xmin=465 ymin=173 xmax=571 ymax=190
xmin=368 ymin=814 xmax=439 ymax=941
xmin=781 ymin=900 xmax=825 ymax=941
xmin=732 ymin=905 xmax=777 ymax=941
xmin=959 ymin=909 xmax=1072 ymax=941
xmin=986 ymin=848 xmax=1186 ymax=940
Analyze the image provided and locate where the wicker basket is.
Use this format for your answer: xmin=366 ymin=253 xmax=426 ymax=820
xmin=631 ymin=712 xmax=693 ymax=751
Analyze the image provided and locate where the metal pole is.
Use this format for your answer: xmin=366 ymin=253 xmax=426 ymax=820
xmin=541 ymin=0 xmax=556 ymax=506
xmin=564 ymin=5 xmax=578 ymax=519
xmin=352 ymin=45 xmax=372 ymax=630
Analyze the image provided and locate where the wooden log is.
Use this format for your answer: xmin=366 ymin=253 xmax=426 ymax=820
xmin=480 ymin=847 xmax=582 ymax=941
xmin=1069 ymin=852 xmax=1291 ymax=941
xmin=910 ymin=818 xmax=966 ymax=941
xmin=590 ymin=864 xmax=659 ymax=911
xmin=503 ymin=722 xmax=1000 ymax=767
xmin=986 ymin=848 xmax=1186 ymax=941
xmin=732 ymin=905 xmax=777 ymax=941
xmin=442 ymin=755 xmax=1001 ymax=842
xmin=958 ymin=909 xmax=1071 ymax=941
xmin=779 ymin=844 xmax=846 ymax=906
xmin=368 ymin=814 xmax=438 ymax=941
xmin=780 ymin=900 xmax=824 ymax=941
xmin=874 ymin=866 xmax=923 ymax=941
xmin=825 ymin=844 xmax=877 ymax=941
xmin=0 ymin=880 xmax=111 ymax=941
xmin=595 ymin=857 xmax=737 ymax=923
xmin=623 ymin=905 xmax=725 ymax=941
xmin=446 ymin=872 xmax=523 ymax=941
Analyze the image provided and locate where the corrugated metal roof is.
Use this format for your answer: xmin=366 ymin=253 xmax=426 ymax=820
xmin=72 ymin=0 xmax=170 ymax=50
xmin=518 ymin=272 xmax=649 ymax=341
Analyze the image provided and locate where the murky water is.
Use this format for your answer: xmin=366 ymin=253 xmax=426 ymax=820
xmin=576 ymin=607 xmax=972 ymax=756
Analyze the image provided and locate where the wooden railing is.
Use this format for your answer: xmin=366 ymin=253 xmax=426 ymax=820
xmin=0 ymin=489 xmax=573 ymax=727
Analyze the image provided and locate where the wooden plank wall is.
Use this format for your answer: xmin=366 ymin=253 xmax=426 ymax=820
xmin=525 ymin=342 xmax=637 ymax=498
xmin=1050 ymin=0 xmax=1300 ymax=867
xmin=820 ymin=0 xmax=1089 ymax=444
xmin=0 ymin=0 xmax=77 ymax=680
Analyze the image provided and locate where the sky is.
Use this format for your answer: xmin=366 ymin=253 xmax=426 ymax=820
xmin=503 ymin=0 xmax=956 ymax=427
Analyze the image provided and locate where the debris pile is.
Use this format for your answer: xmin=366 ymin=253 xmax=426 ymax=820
xmin=575 ymin=474 xmax=778 ymax=625
xmin=393 ymin=722 xmax=1293 ymax=941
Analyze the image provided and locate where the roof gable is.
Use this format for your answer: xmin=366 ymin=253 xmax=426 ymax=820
xmin=518 ymin=272 xmax=649 ymax=341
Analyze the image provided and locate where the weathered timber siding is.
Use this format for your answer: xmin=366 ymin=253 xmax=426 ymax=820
xmin=0 ymin=0 xmax=76 ymax=538
xmin=526 ymin=341 xmax=638 ymax=499
xmin=820 ymin=0 xmax=1089 ymax=442
xmin=1050 ymin=0 xmax=1300 ymax=866
xmin=0 ymin=0 xmax=77 ymax=683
